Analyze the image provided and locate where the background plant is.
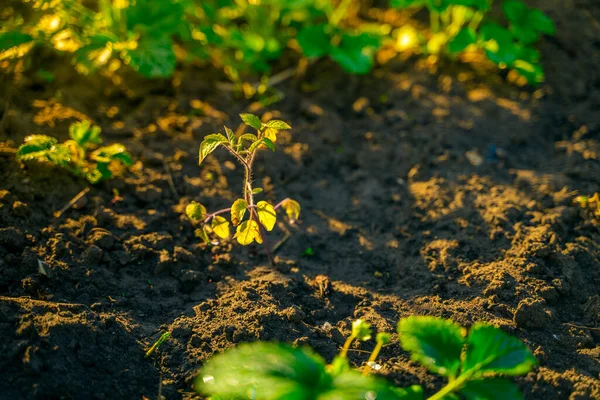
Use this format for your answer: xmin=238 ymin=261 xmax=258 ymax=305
xmin=186 ymin=114 xmax=300 ymax=265
xmin=390 ymin=0 xmax=555 ymax=84
xmin=195 ymin=316 xmax=536 ymax=399
xmin=16 ymin=120 xmax=132 ymax=183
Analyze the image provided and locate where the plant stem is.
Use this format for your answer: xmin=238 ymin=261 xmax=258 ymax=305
xmin=362 ymin=341 xmax=384 ymax=375
xmin=426 ymin=371 xmax=472 ymax=400
xmin=203 ymin=207 xmax=232 ymax=224
xmin=340 ymin=335 xmax=355 ymax=358
xmin=430 ymin=11 xmax=440 ymax=33
xmin=252 ymin=208 xmax=275 ymax=266
xmin=330 ymin=0 xmax=353 ymax=26
xmin=469 ymin=11 xmax=483 ymax=31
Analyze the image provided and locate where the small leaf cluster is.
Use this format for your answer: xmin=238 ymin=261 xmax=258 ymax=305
xmin=574 ymin=193 xmax=600 ymax=219
xmin=186 ymin=114 xmax=300 ymax=247
xmin=195 ymin=316 xmax=536 ymax=400
xmin=391 ymin=0 xmax=555 ymax=84
xmin=16 ymin=120 xmax=132 ymax=184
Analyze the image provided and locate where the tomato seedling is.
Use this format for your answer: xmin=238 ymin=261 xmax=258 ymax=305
xmin=186 ymin=114 xmax=300 ymax=265
xmin=195 ymin=316 xmax=536 ymax=399
xmin=16 ymin=120 xmax=132 ymax=183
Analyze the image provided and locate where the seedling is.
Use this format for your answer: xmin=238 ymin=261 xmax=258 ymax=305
xmin=195 ymin=316 xmax=536 ymax=399
xmin=390 ymin=0 xmax=555 ymax=84
xmin=186 ymin=114 xmax=300 ymax=265
xmin=16 ymin=120 xmax=132 ymax=183
xmin=145 ymin=331 xmax=171 ymax=358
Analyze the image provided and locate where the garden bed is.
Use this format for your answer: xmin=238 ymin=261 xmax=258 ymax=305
xmin=1 ymin=0 xmax=600 ymax=398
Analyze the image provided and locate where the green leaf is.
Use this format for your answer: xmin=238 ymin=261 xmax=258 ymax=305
xmin=69 ymin=120 xmax=102 ymax=148
xmin=234 ymin=219 xmax=262 ymax=245
xmin=502 ymin=0 xmax=527 ymax=23
xmin=511 ymin=25 xmax=539 ymax=45
xmin=449 ymin=28 xmax=477 ymax=53
xmin=323 ymin=370 xmax=415 ymax=400
xmin=377 ymin=332 xmax=392 ymax=344
xmin=211 ymin=215 xmax=230 ymax=239
xmin=526 ymin=9 xmax=555 ymax=36
xmin=91 ymin=144 xmax=132 ymax=166
xmin=16 ymin=135 xmax=57 ymax=161
xmin=463 ymin=323 xmax=536 ymax=376
xmin=266 ymin=120 xmax=291 ymax=130
xmin=257 ymin=201 xmax=277 ymax=231
xmin=230 ymin=199 xmax=247 ymax=226
xmin=124 ymin=37 xmax=175 ymax=78
xmin=512 ymin=60 xmax=544 ymax=84
xmin=330 ymin=33 xmax=380 ymax=75
xmin=0 ymin=32 xmax=33 ymax=51
xmin=248 ymin=138 xmax=275 ymax=153
xmin=352 ymin=319 xmax=372 ymax=341
xmin=398 ymin=316 xmax=465 ymax=377
xmin=199 ymin=133 xmax=228 ymax=164
xmin=186 ymin=201 xmax=206 ymax=221
xmin=195 ymin=227 xmax=210 ymax=244
xmin=252 ymin=188 xmax=263 ymax=195
xmin=298 ymin=24 xmax=331 ymax=58
xmin=195 ymin=342 xmax=331 ymax=399
xmin=328 ymin=356 xmax=351 ymax=377
xmin=239 ymin=133 xmax=258 ymax=143
xmin=240 ymin=113 xmax=262 ymax=130
xmin=460 ymin=378 xmax=523 ymax=400
xmin=224 ymin=126 xmax=236 ymax=144
xmin=281 ymin=199 xmax=301 ymax=222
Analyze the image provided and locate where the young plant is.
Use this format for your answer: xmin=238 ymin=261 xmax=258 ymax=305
xmin=16 ymin=120 xmax=132 ymax=183
xmin=574 ymin=193 xmax=600 ymax=219
xmin=195 ymin=316 xmax=536 ymax=399
xmin=390 ymin=0 xmax=555 ymax=84
xmin=186 ymin=114 xmax=300 ymax=265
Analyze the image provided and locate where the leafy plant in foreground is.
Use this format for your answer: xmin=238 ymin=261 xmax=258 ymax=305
xmin=195 ymin=316 xmax=536 ymax=399
xmin=390 ymin=0 xmax=555 ymax=84
xmin=186 ymin=114 xmax=300 ymax=265
xmin=16 ymin=120 xmax=132 ymax=183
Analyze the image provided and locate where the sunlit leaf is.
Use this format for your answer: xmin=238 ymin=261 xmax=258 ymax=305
xmin=231 ymin=199 xmax=247 ymax=226
xmin=330 ymin=33 xmax=380 ymax=75
xmin=16 ymin=135 xmax=57 ymax=161
xmin=252 ymin=188 xmax=263 ymax=195
xmin=281 ymin=199 xmax=301 ymax=222
xmin=398 ymin=316 xmax=465 ymax=378
xmin=248 ymin=138 xmax=275 ymax=152
xmin=195 ymin=227 xmax=210 ymax=244
xmin=239 ymin=133 xmax=258 ymax=144
xmin=463 ymin=324 xmax=536 ymax=376
xmin=240 ymin=113 xmax=262 ymax=130
xmin=91 ymin=144 xmax=132 ymax=166
xmin=266 ymin=120 xmax=291 ymax=130
xmin=234 ymin=219 xmax=262 ymax=245
xmin=211 ymin=215 xmax=230 ymax=239
xmin=352 ymin=319 xmax=372 ymax=341
xmin=199 ymin=133 xmax=228 ymax=164
xmin=257 ymin=200 xmax=277 ymax=231
xmin=69 ymin=120 xmax=102 ymax=148
xmin=224 ymin=126 xmax=236 ymax=144
xmin=186 ymin=201 xmax=206 ymax=221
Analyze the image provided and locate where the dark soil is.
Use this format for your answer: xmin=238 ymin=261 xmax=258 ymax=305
xmin=1 ymin=1 xmax=600 ymax=399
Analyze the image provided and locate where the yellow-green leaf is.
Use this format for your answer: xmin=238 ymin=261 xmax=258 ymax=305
xmin=256 ymin=201 xmax=277 ymax=231
xmin=281 ymin=199 xmax=301 ymax=222
xmin=265 ymin=120 xmax=291 ymax=130
xmin=240 ymin=113 xmax=262 ymax=130
xmin=186 ymin=201 xmax=206 ymax=221
xmin=199 ymin=133 xmax=228 ymax=165
xmin=264 ymin=128 xmax=278 ymax=143
xmin=231 ymin=199 xmax=247 ymax=226
xmin=234 ymin=219 xmax=262 ymax=245
xmin=211 ymin=215 xmax=230 ymax=239
xmin=195 ymin=227 xmax=210 ymax=244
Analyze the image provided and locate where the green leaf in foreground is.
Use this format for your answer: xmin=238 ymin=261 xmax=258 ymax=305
xmin=449 ymin=28 xmax=477 ymax=53
xmin=266 ymin=120 xmax=292 ymax=130
xmin=463 ymin=323 xmax=536 ymax=376
xmin=460 ymin=378 xmax=523 ymax=400
xmin=297 ymin=24 xmax=331 ymax=58
xmin=196 ymin=342 xmax=331 ymax=399
xmin=230 ymin=198 xmax=247 ymax=226
xmin=16 ymin=135 xmax=57 ymax=161
xmin=398 ymin=316 xmax=465 ymax=377
xmin=0 ymin=32 xmax=33 ymax=51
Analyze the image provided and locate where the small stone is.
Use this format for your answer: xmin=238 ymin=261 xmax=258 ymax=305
xmin=81 ymin=245 xmax=104 ymax=266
